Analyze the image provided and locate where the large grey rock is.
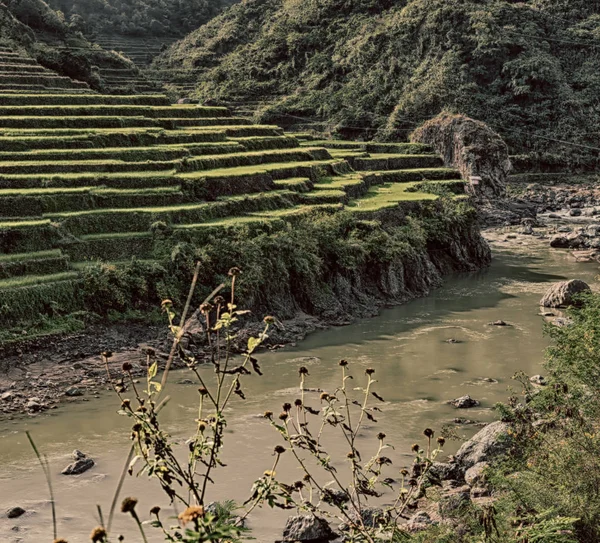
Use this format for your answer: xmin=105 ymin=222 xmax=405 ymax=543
xmin=62 ymin=450 xmax=95 ymax=475
xmin=405 ymin=511 xmax=436 ymax=532
xmin=281 ymin=515 xmax=335 ymax=542
xmin=464 ymin=462 xmax=489 ymax=486
xmin=438 ymin=487 xmax=470 ymax=518
xmin=454 ymin=421 xmax=512 ymax=473
xmin=429 ymin=461 xmax=461 ymax=482
xmin=540 ymin=280 xmax=591 ymax=308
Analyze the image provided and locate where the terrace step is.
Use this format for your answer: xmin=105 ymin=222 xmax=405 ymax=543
xmin=0 ymin=158 xmax=180 ymax=175
xmin=0 ymin=116 xmax=161 ymax=129
xmin=0 ymin=94 xmax=171 ymax=106
xmin=0 ymin=105 xmax=230 ymax=118
xmin=45 ymin=190 xmax=301 ymax=235
xmin=0 ymin=74 xmax=89 ymax=88
xmin=352 ymin=154 xmax=443 ymax=171
xmin=182 ymin=147 xmax=332 ymax=172
xmin=0 ymin=186 xmax=186 ymax=215
xmin=0 ymin=130 xmax=228 ymax=152
xmin=0 ymin=171 xmax=180 ymax=190
xmin=0 ymin=142 xmax=243 ymax=162
xmin=0 ymin=249 xmax=71 ymax=279
xmin=361 ymin=168 xmax=462 ymax=184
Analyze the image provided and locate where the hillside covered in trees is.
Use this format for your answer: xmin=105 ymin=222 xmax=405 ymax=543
xmin=156 ymin=0 xmax=600 ymax=166
xmin=44 ymin=0 xmax=238 ymax=37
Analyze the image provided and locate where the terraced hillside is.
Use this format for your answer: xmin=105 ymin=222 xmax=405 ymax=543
xmin=0 ymin=50 xmax=466 ymax=335
xmin=0 ymin=46 xmax=91 ymax=94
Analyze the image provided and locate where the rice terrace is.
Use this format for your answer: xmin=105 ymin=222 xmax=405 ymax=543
xmin=1 ymin=1 xmax=600 ymax=543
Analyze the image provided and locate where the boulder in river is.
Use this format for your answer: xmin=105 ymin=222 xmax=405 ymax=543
xmin=454 ymin=421 xmax=512 ymax=473
xmin=6 ymin=506 xmax=26 ymax=519
xmin=540 ymin=280 xmax=591 ymax=308
xmin=281 ymin=515 xmax=336 ymax=542
xmin=62 ymin=450 xmax=95 ymax=475
xmin=450 ymin=395 xmax=480 ymax=408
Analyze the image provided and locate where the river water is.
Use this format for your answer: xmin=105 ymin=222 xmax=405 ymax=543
xmin=1 ymin=235 xmax=598 ymax=542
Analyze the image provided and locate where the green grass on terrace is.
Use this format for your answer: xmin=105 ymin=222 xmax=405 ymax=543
xmin=80 ymin=231 xmax=152 ymax=241
xmin=347 ymin=182 xmax=438 ymax=212
xmin=44 ymin=190 xmax=297 ymax=218
xmin=0 ymin=249 xmax=62 ymax=262
xmin=0 ymin=219 xmax=51 ymax=228
xmin=0 ymin=187 xmax=94 ymax=196
xmin=179 ymin=159 xmax=342 ymax=178
xmin=0 ymin=271 xmax=79 ymax=290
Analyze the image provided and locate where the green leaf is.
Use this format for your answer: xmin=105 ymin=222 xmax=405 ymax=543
xmin=148 ymin=361 xmax=158 ymax=379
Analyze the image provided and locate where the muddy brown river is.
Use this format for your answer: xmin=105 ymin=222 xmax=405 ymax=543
xmin=1 ymin=235 xmax=598 ymax=542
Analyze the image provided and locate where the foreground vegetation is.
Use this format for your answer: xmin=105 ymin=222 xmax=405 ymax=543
xmin=156 ymin=0 xmax=600 ymax=167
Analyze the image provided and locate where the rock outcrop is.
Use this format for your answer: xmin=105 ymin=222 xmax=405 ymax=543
xmin=411 ymin=113 xmax=511 ymax=198
xmin=281 ymin=515 xmax=336 ymax=542
xmin=540 ymin=280 xmax=591 ymax=308
xmin=453 ymin=421 xmax=512 ymax=474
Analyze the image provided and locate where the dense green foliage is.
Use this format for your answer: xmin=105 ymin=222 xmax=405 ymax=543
xmin=44 ymin=0 xmax=237 ymax=37
xmin=156 ymin=0 xmax=600 ymax=166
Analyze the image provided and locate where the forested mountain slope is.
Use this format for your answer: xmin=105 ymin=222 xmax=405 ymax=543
xmin=44 ymin=0 xmax=238 ymax=37
xmin=156 ymin=0 xmax=600 ymax=165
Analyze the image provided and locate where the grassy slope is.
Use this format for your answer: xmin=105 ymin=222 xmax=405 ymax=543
xmin=156 ymin=0 xmax=600 ymax=163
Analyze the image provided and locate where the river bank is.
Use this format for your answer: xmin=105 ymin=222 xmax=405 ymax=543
xmin=0 ymin=204 xmax=490 ymax=419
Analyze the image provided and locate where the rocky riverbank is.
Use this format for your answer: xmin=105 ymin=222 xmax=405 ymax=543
xmin=0 ymin=215 xmax=491 ymax=419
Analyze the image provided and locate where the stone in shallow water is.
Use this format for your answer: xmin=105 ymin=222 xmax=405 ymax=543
xmin=62 ymin=450 xmax=95 ymax=475
xmin=450 ymin=395 xmax=480 ymax=409
xmin=6 ymin=507 xmax=26 ymax=519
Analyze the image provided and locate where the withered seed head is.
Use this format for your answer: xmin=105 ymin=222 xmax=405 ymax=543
xmin=228 ymin=267 xmax=242 ymax=277
xmin=200 ymin=302 xmax=213 ymax=313
xmin=122 ymin=362 xmax=133 ymax=372
xmin=339 ymin=359 xmax=348 ymax=367
xmin=90 ymin=526 xmax=107 ymax=542
xmin=179 ymin=505 xmax=205 ymax=524
xmin=377 ymin=432 xmax=386 ymax=440
xmin=423 ymin=428 xmax=434 ymax=438
xmin=264 ymin=410 xmax=273 ymax=419
xmin=437 ymin=437 xmax=446 ymax=446
xmin=320 ymin=392 xmax=330 ymax=401
xmin=264 ymin=315 xmax=276 ymax=325
xmin=298 ymin=366 xmax=309 ymax=375
xmin=274 ymin=445 xmax=286 ymax=454
xmin=214 ymin=295 xmax=225 ymax=306
xmin=198 ymin=387 xmax=208 ymax=396
xmin=150 ymin=506 xmax=161 ymax=516
xmin=120 ymin=497 xmax=138 ymax=514
xmin=294 ymin=398 xmax=303 ymax=407
xmin=411 ymin=443 xmax=420 ymax=453
xmin=365 ymin=368 xmax=375 ymax=376
xmin=278 ymin=412 xmax=288 ymax=421
xmin=283 ymin=402 xmax=292 ymax=412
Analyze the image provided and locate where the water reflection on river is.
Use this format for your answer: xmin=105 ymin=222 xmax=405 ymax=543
xmin=1 ymin=239 xmax=597 ymax=542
